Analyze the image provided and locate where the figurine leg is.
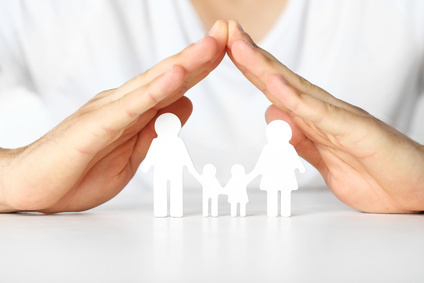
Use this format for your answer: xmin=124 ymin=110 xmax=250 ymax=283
xmin=203 ymin=196 xmax=209 ymax=217
xmin=170 ymin=175 xmax=183 ymax=217
xmin=153 ymin=177 xmax=167 ymax=217
xmin=267 ymin=191 xmax=278 ymax=217
xmin=281 ymin=190 xmax=292 ymax=217
xmin=230 ymin=203 xmax=237 ymax=217
xmin=240 ymin=202 xmax=246 ymax=217
xmin=211 ymin=197 xmax=218 ymax=217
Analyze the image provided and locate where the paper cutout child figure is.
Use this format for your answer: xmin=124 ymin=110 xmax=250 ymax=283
xmin=141 ymin=113 xmax=197 ymax=217
xmin=253 ymin=120 xmax=305 ymax=217
xmin=225 ymin=164 xmax=256 ymax=217
xmin=195 ymin=163 xmax=223 ymax=217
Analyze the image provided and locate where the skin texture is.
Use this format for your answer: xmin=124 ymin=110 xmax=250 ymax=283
xmin=0 ymin=20 xmax=228 ymax=213
xmin=226 ymin=20 xmax=424 ymax=213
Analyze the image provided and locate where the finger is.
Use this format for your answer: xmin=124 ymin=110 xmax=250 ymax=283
xmin=114 ymin=19 xmax=228 ymax=100
xmin=67 ymin=64 xmax=187 ymax=158
xmin=266 ymin=73 xmax=355 ymax=137
xmin=227 ymin=20 xmax=312 ymax=93
xmin=267 ymin=73 xmax=382 ymax=163
xmin=81 ymin=19 xmax=227 ymax=150
xmin=227 ymin=20 xmax=358 ymax=111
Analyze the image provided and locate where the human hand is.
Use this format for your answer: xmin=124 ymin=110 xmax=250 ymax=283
xmin=226 ymin=21 xmax=424 ymax=213
xmin=0 ymin=20 xmax=228 ymax=213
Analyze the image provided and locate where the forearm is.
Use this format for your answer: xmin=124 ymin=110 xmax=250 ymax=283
xmin=0 ymin=147 xmax=13 ymax=212
xmin=0 ymin=146 xmax=26 ymax=212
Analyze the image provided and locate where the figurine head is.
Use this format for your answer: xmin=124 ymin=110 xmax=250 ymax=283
xmin=154 ymin=113 xmax=182 ymax=137
xmin=266 ymin=120 xmax=292 ymax=144
xmin=203 ymin=163 xmax=216 ymax=176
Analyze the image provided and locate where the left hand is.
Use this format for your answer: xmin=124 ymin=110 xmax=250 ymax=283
xmin=226 ymin=20 xmax=424 ymax=213
xmin=0 ymin=20 xmax=228 ymax=213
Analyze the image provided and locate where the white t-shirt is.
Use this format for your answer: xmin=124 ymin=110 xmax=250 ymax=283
xmin=1 ymin=0 xmax=424 ymax=191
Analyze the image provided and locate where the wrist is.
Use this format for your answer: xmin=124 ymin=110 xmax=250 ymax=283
xmin=0 ymin=147 xmax=22 ymax=213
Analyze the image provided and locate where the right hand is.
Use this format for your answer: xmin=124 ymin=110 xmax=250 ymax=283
xmin=0 ymin=20 xmax=228 ymax=213
xmin=226 ymin=20 xmax=424 ymax=213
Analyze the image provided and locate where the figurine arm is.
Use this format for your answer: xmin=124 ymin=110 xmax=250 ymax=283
xmin=187 ymin=163 xmax=199 ymax=178
xmin=190 ymin=168 xmax=202 ymax=182
xmin=179 ymin=140 xmax=199 ymax=177
xmin=250 ymin=148 xmax=267 ymax=180
xmin=246 ymin=170 xmax=259 ymax=183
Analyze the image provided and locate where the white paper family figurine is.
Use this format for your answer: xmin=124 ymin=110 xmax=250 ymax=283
xmin=196 ymin=163 xmax=222 ymax=217
xmin=140 ymin=113 xmax=197 ymax=217
xmin=253 ymin=120 xmax=306 ymax=217
xmin=141 ymin=113 xmax=305 ymax=218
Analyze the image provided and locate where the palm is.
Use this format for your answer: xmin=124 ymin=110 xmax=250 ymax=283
xmin=47 ymin=127 xmax=145 ymax=212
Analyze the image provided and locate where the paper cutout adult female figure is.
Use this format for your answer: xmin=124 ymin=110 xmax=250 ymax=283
xmin=253 ymin=120 xmax=305 ymax=217
xmin=195 ymin=163 xmax=223 ymax=217
xmin=225 ymin=164 xmax=256 ymax=217
xmin=141 ymin=113 xmax=197 ymax=217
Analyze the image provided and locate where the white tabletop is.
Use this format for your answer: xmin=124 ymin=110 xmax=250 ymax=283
xmin=1 ymin=186 xmax=423 ymax=283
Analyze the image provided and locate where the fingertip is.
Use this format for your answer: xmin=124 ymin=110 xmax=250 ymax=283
xmin=177 ymin=96 xmax=194 ymax=120
xmin=227 ymin=20 xmax=255 ymax=49
xmin=206 ymin=19 xmax=228 ymax=50
xmin=266 ymin=74 xmax=297 ymax=107
xmin=228 ymin=20 xmax=244 ymax=35
xmin=171 ymin=64 xmax=187 ymax=81
xmin=265 ymin=104 xmax=283 ymax=122
xmin=194 ymin=34 xmax=221 ymax=61
xmin=208 ymin=19 xmax=227 ymax=35
xmin=265 ymin=104 xmax=291 ymax=124
xmin=162 ymin=64 xmax=186 ymax=90
xmin=156 ymin=96 xmax=193 ymax=127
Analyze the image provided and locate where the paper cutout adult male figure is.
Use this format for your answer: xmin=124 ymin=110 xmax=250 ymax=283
xmin=195 ymin=163 xmax=223 ymax=217
xmin=141 ymin=113 xmax=197 ymax=217
xmin=225 ymin=164 xmax=256 ymax=217
xmin=253 ymin=120 xmax=305 ymax=217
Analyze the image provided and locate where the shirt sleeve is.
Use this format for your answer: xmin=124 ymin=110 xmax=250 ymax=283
xmin=406 ymin=0 xmax=424 ymax=144
xmin=0 ymin=1 xmax=53 ymax=148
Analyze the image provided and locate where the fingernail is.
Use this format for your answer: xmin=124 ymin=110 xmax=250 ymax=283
xmin=241 ymin=38 xmax=254 ymax=48
xmin=236 ymin=21 xmax=245 ymax=33
xmin=276 ymin=74 xmax=288 ymax=84
xmin=196 ymin=35 xmax=206 ymax=44
xmin=165 ymin=64 xmax=175 ymax=73
xmin=208 ymin=21 xmax=217 ymax=34
xmin=195 ymin=21 xmax=217 ymax=44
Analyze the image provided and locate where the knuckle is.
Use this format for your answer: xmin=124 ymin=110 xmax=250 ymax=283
xmin=324 ymin=102 xmax=340 ymax=118
xmin=98 ymin=88 xmax=115 ymax=97
xmin=298 ymin=76 xmax=314 ymax=90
